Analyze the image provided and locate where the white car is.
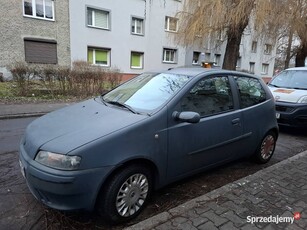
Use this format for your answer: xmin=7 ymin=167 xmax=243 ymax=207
xmin=268 ymin=67 xmax=307 ymax=128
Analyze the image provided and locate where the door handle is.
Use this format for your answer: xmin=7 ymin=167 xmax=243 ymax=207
xmin=232 ymin=118 xmax=241 ymax=125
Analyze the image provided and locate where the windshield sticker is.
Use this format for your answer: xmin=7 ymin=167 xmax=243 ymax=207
xmin=273 ymin=89 xmax=295 ymax=94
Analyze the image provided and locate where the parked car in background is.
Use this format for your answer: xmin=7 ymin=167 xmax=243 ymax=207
xmin=19 ymin=67 xmax=278 ymax=223
xmin=268 ymin=67 xmax=307 ymax=128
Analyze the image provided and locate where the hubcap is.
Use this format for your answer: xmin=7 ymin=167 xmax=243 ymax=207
xmin=116 ymin=173 xmax=149 ymax=217
xmin=260 ymin=135 xmax=275 ymax=160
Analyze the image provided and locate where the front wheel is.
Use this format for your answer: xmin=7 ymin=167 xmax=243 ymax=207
xmin=253 ymin=131 xmax=277 ymax=164
xmin=97 ymin=164 xmax=153 ymax=223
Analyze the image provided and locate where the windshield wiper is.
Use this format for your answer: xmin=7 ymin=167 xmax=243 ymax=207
xmin=293 ymin=87 xmax=307 ymax=90
xmin=268 ymin=83 xmax=280 ymax=88
xmin=106 ymin=100 xmax=139 ymax=114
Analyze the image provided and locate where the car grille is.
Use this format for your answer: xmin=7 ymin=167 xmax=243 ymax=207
xmin=275 ymin=105 xmax=294 ymax=113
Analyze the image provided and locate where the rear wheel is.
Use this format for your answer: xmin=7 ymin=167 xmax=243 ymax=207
xmin=97 ymin=164 xmax=152 ymax=223
xmin=253 ymin=131 xmax=277 ymax=164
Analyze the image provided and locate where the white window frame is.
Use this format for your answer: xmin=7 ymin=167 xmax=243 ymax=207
xmin=87 ymin=7 xmax=110 ymax=30
xmin=130 ymin=52 xmax=144 ymax=69
xmin=261 ymin=63 xmax=269 ymax=74
xmin=165 ymin=16 xmax=178 ymax=32
xmin=88 ymin=47 xmax=111 ymax=67
xmin=163 ymin=48 xmax=177 ymax=63
xmin=131 ymin=17 xmax=144 ymax=35
xmin=23 ymin=0 xmax=55 ymax=21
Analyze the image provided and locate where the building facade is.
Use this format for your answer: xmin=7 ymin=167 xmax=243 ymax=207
xmin=0 ymin=0 xmax=276 ymax=79
xmin=0 ymin=0 xmax=71 ymax=77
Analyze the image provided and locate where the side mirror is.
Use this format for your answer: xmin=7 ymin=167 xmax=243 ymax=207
xmin=172 ymin=111 xmax=200 ymax=124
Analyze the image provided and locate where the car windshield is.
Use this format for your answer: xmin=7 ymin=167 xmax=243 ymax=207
xmin=102 ymin=72 xmax=191 ymax=113
xmin=270 ymin=70 xmax=307 ymax=90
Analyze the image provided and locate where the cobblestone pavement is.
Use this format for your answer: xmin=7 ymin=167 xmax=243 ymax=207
xmin=126 ymin=150 xmax=307 ymax=230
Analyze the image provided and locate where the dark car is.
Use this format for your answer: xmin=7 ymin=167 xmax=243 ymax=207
xmin=19 ymin=67 xmax=278 ymax=223
xmin=268 ymin=67 xmax=307 ymax=128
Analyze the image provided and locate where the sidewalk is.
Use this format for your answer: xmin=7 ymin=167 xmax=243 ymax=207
xmin=126 ymin=150 xmax=307 ymax=230
xmin=0 ymin=102 xmax=73 ymax=119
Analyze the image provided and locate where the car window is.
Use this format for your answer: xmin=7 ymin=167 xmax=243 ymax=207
xmin=235 ymin=76 xmax=266 ymax=108
xmin=103 ymin=73 xmax=191 ymax=112
xmin=270 ymin=70 xmax=307 ymax=90
xmin=180 ymin=76 xmax=234 ymax=117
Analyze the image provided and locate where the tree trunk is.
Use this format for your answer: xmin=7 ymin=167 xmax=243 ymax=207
xmin=222 ymin=20 xmax=249 ymax=70
xmin=222 ymin=32 xmax=243 ymax=70
xmin=284 ymin=29 xmax=293 ymax=69
xmin=295 ymin=43 xmax=307 ymax=67
xmin=222 ymin=1 xmax=252 ymax=70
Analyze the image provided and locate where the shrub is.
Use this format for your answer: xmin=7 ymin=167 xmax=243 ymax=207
xmin=9 ymin=62 xmax=35 ymax=96
xmin=7 ymin=61 xmax=122 ymax=98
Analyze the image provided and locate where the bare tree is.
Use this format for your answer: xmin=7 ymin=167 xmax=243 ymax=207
xmin=177 ymin=0 xmax=286 ymax=70
xmin=293 ymin=0 xmax=307 ymax=67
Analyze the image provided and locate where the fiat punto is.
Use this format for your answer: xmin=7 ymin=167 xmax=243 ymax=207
xmin=19 ymin=67 xmax=278 ymax=223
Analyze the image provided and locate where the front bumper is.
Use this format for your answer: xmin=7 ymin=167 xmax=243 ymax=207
xmin=19 ymin=142 xmax=114 ymax=211
xmin=275 ymin=101 xmax=307 ymax=128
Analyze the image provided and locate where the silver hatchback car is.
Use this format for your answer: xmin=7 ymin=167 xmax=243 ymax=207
xmin=19 ymin=67 xmax=278 ymax=223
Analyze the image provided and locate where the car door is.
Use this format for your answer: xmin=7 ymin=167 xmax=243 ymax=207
xmin=167 ymin=75 xmax=244 ymax=180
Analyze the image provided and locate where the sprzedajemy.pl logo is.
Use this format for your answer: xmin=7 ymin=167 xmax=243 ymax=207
xmin=247 ymin=212 xmax=301 ymax=225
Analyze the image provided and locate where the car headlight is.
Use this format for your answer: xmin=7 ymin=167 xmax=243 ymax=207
xmin=35 ymin=151 xmax=81 ymax=170
xmin=297 ymin=96 xmax=307 ymax=103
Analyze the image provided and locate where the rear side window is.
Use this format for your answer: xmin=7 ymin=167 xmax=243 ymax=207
xmin=235 ymin=76 xmax=266 ymax=108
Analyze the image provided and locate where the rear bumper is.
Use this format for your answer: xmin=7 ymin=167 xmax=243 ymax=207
xmin=275 ymin=102 xmax=307 ymax=128
xmin=19 ymin=143 xmax=114 ymax=211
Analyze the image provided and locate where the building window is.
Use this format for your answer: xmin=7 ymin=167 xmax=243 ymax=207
xmin=264 ymin=44 xmax=272 ymax=55
xmin=249 ymin=62 xmax=255 ymax=73
xmin=236 ymin=57 xmax=241 ymax=68
xmin=87 ymin=8 xmax=110 ymax=30
xmin=261 ymin=64 xmax=269 ymax=74
xmin=131 ymin=17 xmax=144 ymax=35
xmin=24 ymin=38 xmax=57 ymax=64
xmin=131 ymin=52 xmax=144 ymax=69
xmin=165 ymin=16 xmax=178 ymax=32
xmin=251 ymin=41 xmax=257 ymax=53
xmin=88 ymin=47 xmax=110 ymax=66
xmin=23 ymin=0 xmax=54 ymax=20
xmin=192 ymin=52 xmax=201 ymax=65
xmin=214 ymin=54 xmax=221 ymax=66
xmin=163 ymin=48 xmax=177 ymax=63
xmin=205 ymin=53 xmax=211 ymax=62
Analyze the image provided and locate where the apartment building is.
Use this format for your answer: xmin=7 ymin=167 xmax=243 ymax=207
xmin=69 ymin=0 xmax=276 ymax=79
xmin=0 ymin=0 xmax=70 ymax=78
xmin=0 ymin=1 xmax=276 ymax=79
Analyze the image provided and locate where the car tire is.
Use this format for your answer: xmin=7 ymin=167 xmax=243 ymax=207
xmin=253 ymin=131 xmax=277 ymax=164
xmin=97 ymin=164 xmax=153 ymax=223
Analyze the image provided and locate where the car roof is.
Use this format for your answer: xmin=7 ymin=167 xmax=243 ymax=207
xmin=163 ymin=67 xmax=260 ymax=79
xmin=165 ymin=67 xmax=216 ymax=76
xmin=285 ymin=67 xmax=307 ymax=71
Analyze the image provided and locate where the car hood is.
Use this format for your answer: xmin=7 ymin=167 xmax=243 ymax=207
xmin=269 ymin=86 xmax=307 ymax=103
xmin=23 ymin=98 xmax=147 ymax=159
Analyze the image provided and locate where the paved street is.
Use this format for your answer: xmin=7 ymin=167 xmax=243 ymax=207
xmin=0 ymin=105 xmax=307 ymax=229
xmin=0 ymin=114 xmax=306 ymax=229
